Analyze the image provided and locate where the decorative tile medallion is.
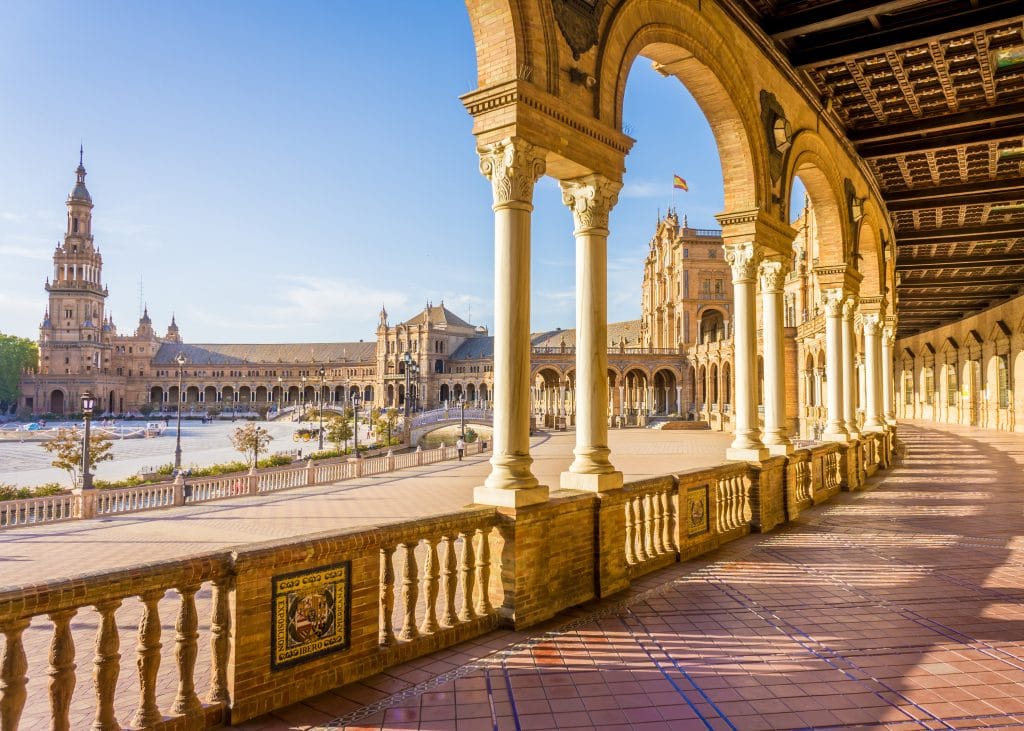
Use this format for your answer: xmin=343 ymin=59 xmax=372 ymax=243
xmin=272 ymin=561 xmax=351 ymax=670
xmin=686 ymin=484 xmax=709 ymax=537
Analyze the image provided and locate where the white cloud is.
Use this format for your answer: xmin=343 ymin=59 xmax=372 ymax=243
xmin=620 ymin=180 xmax=663 ymax=199
xmin=0 ymin=244 xmax=50 ymax=261
xmin=0 ymin=212 xmax=26 ymax=223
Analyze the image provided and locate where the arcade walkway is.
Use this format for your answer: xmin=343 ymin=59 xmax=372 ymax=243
xmin=239 ymin=422 xmax=1024 ymax=730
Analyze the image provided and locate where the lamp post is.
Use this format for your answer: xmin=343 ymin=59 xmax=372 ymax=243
xmin=352 ymin=392 xmax=362 ymax=457
xmin=403 ymin=352 xmax=413 ymax=420
xmin=174 ymin=352 xmax=186 ymax=470
xmin=81 ymin=391 xmax=95 ymax=490
xmin=318 ymin=366 xmax=326 ymax=451
xmin=459 ymin=395 xmax=465 ymax=440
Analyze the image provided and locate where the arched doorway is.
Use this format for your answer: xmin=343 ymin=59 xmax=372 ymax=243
xmin=50 ymin=389 xmax=65 ymax=416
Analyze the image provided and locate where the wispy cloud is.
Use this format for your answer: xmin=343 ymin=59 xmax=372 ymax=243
xmin=620 ymin=180 xmax=664 ymax=199
xmin=0 ymin=244 xmax=51 ymax=261
xmin=0 ymin=212 xmax=26 ymax=223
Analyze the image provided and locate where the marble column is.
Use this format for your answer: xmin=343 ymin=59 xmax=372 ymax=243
xmin=675 ymin=384 xmax=682 ymax=414
xmin=842 ymin=296 xmax=860 ymax=438
xmin=760 ymin=259 xmax=792 ymax=455
xmin=618 ymin=384 xmax=625 ymax=419
xmin=725 ymin=242 xmax=768 ymax=460
xmin=863 ymin=315 xmax=884 ymax=431
xmin=474 ymin=138 xmax=548 ymax=507
xmin=882 ymin=327 xmax=896 ymax=424
xmin=822 ymin=290 xmax=849 ymax=442
xmin=560 ymin=175 xmax=622 ymax=490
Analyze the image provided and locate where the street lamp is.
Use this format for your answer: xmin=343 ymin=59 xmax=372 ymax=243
xmin=318 ymin=366 xmax=326 ymax=451
xmin=459 ymin=395 xmax=466 ymax=440
xmin=403 ymin=352 xmax=413 ymax=420
xmin=352 ymin=392 xmax=362 ymax=457
xmin=81 ymin=391 xmax=95 ymax=490
xmin=174 ymin=352 xmax=187 ymax=470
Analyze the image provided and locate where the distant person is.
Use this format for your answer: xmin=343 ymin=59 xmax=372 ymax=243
xmin=456 ymin=437 xmax=466 ymax=461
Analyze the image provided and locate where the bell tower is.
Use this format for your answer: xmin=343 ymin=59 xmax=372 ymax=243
xmin=39 ymin=149 xmax=111 ymax=376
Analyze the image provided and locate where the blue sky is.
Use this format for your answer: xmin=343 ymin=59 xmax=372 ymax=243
xmin=0 ymin=2 xmax=801 ymax=343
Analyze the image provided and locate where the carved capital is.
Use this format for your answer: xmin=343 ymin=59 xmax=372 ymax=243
xmin=842 ymin=295 xmax=859 ymax=321
xmin=759 ymin=259 xmax=789 ymax=293
xmin=478 ymin=138 xmax=546 ymax=208
xmin=560 ymin=174 xmax=621 ymax=233
xmin=724 ymin=242 xmax=762 ymax=284
xmin=863 ymin=314 xmax=880 ymax=336
xmin=822 ymin=289 xmax=845 ymax=318
xmin=882 ymin=326 xmax=896 ymax=348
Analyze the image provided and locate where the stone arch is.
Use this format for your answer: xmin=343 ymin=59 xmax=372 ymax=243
xmin=698 ymin=308 xmax=727 ymax=344
xmin=49 ymin=389 xmax=65 ymax=415
xmin=652 ymin=367 xmax=678 ymax=414
xmin=439 ymin=383 xmax=450 ymax=404
xmin=363 ymin=385 xmax=374 ymax=403
xmin=150 ymin=386 xmax=163 ymax=405
xmin=784 ymin=132 xmax=850 ymax=267
xmin=598 ymin=6 xmax=766 ymax=211
xmin=204 ymin=386 xmax=217 ymax=404
xmin=722 ymin=360 xmax=732 ymax=408
xmin=854 ymin=202 xmax=888 ymax=301
xmin=709 ymin=362 xmax=719 ymax=405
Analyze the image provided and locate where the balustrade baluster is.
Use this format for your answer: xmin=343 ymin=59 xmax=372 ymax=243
xmin=633 ymin=499 xmax=648 ymax=561
xmin=132 ymin=591 xmax=164 ymax=727
xmin=651 ymin=493 xmax=664 ymax=555
xmin=208 ymin=577 xmax=231 ymax=704
xmin=624 ymin=498 xmax=637 ymax=565
xmin=172 ymin=585 xmax=202 ymax=715
xmin=661 ymin=490 xmax=673 ymax=552
xmin=1 ymin=618 xmax=30 ymax=731
xmin=441 ymin=536 xmax=458 ymax=627
xmin=399 ymin=542 xmax=419 ymax=641
xmin=458 ymin=532 xmax=476 ymax=622
xmin=92 ymin=599 xmax=121 ymax=731
xmin=474 ymin=528 xmax=492 ymax=615
xmin=379 ymin=547 xmax=396 ymax=646
xmin=48 ymin=609 xmax=76 ymax=731
xmin=419 ymin=538 xmax=440 ymax=634
xmin=641 ymin=493 xmax=654 ymax=558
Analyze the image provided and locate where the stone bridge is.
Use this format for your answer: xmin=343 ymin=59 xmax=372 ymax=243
xmin=409 ymin=407 xmax=493 ymax=445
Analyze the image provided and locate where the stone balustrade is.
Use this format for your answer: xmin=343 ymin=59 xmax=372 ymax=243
xmin=0 ymin=442 xmax=487 ymax=530
xmin=0 ymin=433 xmax=893 ymax=728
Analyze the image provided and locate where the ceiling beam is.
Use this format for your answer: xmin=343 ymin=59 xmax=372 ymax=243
xmin=884 ymin=179 xmax=1024 ymax=210
xmin=896 ymin=292 xmax=996 ymax=302
xmin=898 ymin=274 xmax=1024 ymax=288
xmin=790 ymin=2 xmax=1024 ymax=68
xmin=896 ymin=253 xmax=1024 ymax=271
xmin=765 ymin=1 xmax=925 ymax=40
xmin=896 ymin=223 xmax=1024 ymax=245
xmin=858 ymin=125 xmax=1023 ymax=159
xmin=848 ymin=101 xmax=1024 ymax=145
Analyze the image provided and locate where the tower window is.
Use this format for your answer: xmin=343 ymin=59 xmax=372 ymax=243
xmin=73 ymin=218 xmax=79 ymax=233
xmin=64 ymin=308 xmax=73 ymax=319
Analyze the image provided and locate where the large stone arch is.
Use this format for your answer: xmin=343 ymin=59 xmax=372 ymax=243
xmin=783 ymin=132 xmax=850 ymax=267
xmin=598 ymin=6 xmax=766 ymax=212
xmin=854 ymin=202 xmax=889 ymax=302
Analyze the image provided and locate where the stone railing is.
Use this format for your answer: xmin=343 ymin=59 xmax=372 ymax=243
xmin=0 ymin=431 xmax=894 ymax=728
xmin=0 ymin=553 xmax=233 ymax=730
xmin=0 ymin=443 xmax=488 ymax=531
xmin=0 ymin=493 xmax=77 ymax=528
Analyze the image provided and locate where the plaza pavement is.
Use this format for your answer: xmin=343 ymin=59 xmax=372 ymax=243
xmin=224 ymin=421 xmax=1024 ymax=731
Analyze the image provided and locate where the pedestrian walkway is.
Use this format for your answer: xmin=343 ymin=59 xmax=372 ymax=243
xmin=233 ymin=422 xmax=1024 ymax=730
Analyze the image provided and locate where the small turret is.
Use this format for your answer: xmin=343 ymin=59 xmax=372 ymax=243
xmin=165 ymin=314 xmax=181 ymax=343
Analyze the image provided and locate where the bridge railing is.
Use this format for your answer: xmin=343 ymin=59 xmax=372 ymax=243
xmin=410 ymin=408 xmax=493 ymax=429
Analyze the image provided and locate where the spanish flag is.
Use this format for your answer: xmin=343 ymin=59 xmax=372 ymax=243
xmin=672 ymin=174 xmax=688 ymax=191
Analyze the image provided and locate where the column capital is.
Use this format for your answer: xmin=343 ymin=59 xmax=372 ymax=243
xmin=560 ymin=174 xmax=621 ymax=234
xmin=759 ymin=259 xmax=790 ymax=293
xmin=842 ymin=295 xmax=859 ymax=321
xmin=863 ymin=313 xmax=880 ymax=335
xmin=478 ymin=137 xmax=547 ymax=208
xmin=724 ymin=242 xmax=763 ymax=284
xmin=822 ymin=289 xmax=845 ymax=318
xmin=882 ymin=326 xmax=896 ymax=347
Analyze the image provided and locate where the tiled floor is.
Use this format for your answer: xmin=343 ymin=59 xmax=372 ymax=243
xmin=234 ymin=422 xmax=1024 ymax=730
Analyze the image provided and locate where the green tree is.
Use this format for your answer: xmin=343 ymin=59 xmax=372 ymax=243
xmin=138 ymin=402 xmax=156 ymax=417
xmin=325 ymin=415 xmax=353 ymax=453
xmin=40 ymin=427 xmax=115 ymax=488
xmin=374 ymin=407 xmax=399 ymax=446
xmin=0 ymin=334 xmax=38 ymax=414
xmin=230 ymin=423 xmax=273 ymax=468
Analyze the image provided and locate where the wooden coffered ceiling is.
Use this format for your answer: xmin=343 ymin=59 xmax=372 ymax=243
xmin=730 ymin=0 xmax=1024 ymax=337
